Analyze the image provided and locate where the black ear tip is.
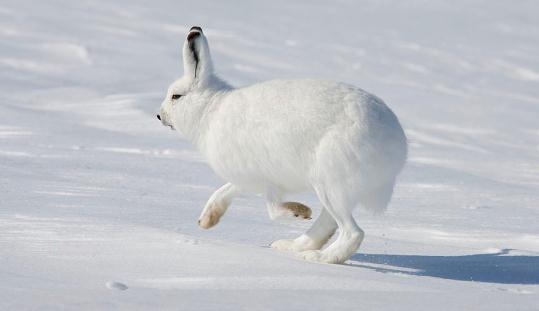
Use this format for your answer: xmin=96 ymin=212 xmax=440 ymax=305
xmin=190 ymin=26 xmax=203 ymax=33
xmin=187 ymin=31 xmax=201 ymax=41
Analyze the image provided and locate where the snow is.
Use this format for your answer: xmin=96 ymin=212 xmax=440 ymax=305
xmin=1 ymin=0 xmax=538 ymax=309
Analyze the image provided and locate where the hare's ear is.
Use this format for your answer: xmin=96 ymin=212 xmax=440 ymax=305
xmin=182 ymin=26 xmax=214 ymax=85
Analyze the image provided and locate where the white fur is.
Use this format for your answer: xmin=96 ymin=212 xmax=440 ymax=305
xmin=159 ymin=27 xmax=407 ymax=264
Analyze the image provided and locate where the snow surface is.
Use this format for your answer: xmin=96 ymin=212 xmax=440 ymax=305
xmin=1 ymin=0 xmax=538 ymax=309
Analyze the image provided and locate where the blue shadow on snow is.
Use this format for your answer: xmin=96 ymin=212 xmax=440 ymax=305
xmin=349 ymin=249 xmax=539 ymax=284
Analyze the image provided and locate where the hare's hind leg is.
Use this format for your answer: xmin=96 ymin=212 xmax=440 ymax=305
xmin=271 ymin=207 xmax=337 ymax=251
xmin=299 ymin=186 xmax=364 ymax=264
xmin=198 ymin=183 xmax=240 ymax=229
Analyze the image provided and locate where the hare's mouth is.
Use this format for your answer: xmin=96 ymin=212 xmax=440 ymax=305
xmin=156 ymin=114 xmax=175 ymax=130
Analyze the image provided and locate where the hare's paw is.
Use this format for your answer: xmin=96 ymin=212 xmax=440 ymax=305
xmin=270 ymin=239 xmax=295 ymax=251
xmin=198 ymin=201 xmax=227 ymax=229
xmin=298 ymin=250 xmax=345 ymax=264
xmin=298 ymin=250 xmax=324 ymax=262
xmin=198 ymin=183 xmax=239 ymax=229
xmin=298 ymin=231 xmax=364 ymax=264
xmin=270 ymin=234 xmax=323 ymax=252
xmin=280 ymin=202 xmax=312 ymax=219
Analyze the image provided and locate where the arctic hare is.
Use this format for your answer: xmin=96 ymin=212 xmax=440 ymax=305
xmin=157 ymin=26 xmax=407 ymax=264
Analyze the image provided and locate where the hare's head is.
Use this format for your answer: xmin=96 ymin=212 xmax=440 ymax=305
xmin=157 ymin=26 xmax=215 ymax=130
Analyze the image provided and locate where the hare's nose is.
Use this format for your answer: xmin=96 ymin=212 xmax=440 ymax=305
xmin=156 ymin=114 xmax=161 ymax=121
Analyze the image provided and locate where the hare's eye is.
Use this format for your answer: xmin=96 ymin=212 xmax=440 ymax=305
xmin=171 ymin=94 xmax=182 ymax=100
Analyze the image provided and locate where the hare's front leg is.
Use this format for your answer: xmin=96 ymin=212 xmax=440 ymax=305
xmin=271 ymin=208 xmax=337 ymax=251
xmin=198 ymin=183 xmax=240 ymax=229
xmin=265 ymin=188 xmax=313 ymax=220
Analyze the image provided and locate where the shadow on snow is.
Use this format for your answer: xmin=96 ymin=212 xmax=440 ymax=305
xmin=349 ymin=249 xmax=539 ymax=284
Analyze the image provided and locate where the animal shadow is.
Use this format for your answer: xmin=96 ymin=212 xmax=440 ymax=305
xmin=349 ymin=249 xmax=539 ymax=284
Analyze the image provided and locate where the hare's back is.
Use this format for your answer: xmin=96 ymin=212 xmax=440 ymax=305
xmin=206 ymin=79 xmax=403 ymax=192
xmin=225 ymin=79 xmax=398 ymax=137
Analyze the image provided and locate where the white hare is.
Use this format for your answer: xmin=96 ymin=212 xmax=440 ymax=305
xmin=158 ymin=26 xmax=407 ymax=264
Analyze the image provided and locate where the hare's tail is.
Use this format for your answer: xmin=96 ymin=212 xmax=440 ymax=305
xmin=358 ymin=179 xmax=396 ymax=214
